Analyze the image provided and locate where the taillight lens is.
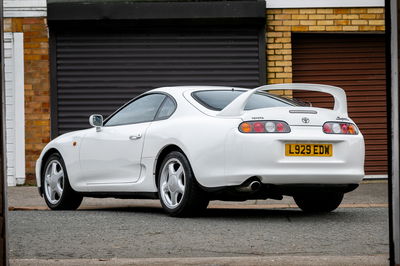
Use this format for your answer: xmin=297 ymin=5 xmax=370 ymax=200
xmin=240 ymin=122 xmax=252 ymax=133
xmin=322 ymin=122 xmax=359 ymax=135
xmin=253 ymin=122 xmax=265 ymax=133
xmin=239 ymin=121 xmax=291 ymax=133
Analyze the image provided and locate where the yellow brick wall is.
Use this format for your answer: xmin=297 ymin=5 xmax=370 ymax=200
xmin=266 ymin=7 xmax=385 ymax=95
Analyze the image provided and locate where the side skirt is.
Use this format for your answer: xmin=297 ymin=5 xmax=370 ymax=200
xmin=78 ymin=191 xmax=159 ymax=200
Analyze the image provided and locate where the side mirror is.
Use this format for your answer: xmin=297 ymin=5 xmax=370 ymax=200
xmin=89 ymin=114 xmax=103 ymax=132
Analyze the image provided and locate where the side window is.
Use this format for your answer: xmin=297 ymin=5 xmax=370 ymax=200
xmin=156 ymin=96 xmax=176 ymax=120
xmin=105 ymin=94 xmax=166 ymax=126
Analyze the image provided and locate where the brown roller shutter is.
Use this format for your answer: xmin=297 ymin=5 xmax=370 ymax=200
xmin=292 ymin=33 xmax=386 ymax=176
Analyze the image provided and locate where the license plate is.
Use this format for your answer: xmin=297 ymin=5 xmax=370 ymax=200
xmin=285 ymin=144 xmax=333 ymax=157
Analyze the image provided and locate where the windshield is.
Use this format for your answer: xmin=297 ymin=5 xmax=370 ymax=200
xmin=192 ymin=90 xmax=298 ymax=111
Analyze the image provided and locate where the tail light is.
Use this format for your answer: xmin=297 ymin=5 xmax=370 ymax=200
xmin=323 ymin=122 xmax=358 ymax=135
xmin=239 ymin=121 xmax=291 ymax=133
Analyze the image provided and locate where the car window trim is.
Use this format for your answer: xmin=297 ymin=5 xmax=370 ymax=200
xmin=154 ymin=95 xmax=177 ymax=121
xmin=103 ymin=92 xmax=169 ymax=127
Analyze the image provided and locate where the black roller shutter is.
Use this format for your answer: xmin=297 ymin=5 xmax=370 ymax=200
xmin=52 ymin=24 xmax=264 ymax=136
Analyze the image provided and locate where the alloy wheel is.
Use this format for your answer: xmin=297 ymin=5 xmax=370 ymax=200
xmin=44 ymin=160 xmax=64 ymax=205
xmin=159 ymin=158 xmax=186 ymax=209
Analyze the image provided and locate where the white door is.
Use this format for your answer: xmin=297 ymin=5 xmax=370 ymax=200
xmin=79 ymin=122 xmax=150 ymax=186
xmin=4 ymin=32 xmax=25 ymax=186
xmin=79 ymin=93 xmax=166 ymax=189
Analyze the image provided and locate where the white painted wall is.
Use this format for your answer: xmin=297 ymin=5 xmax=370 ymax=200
xmin=13 ymin=33 xmax=25 ymax=186
xmin=4 ymin=33 xmax=15 ymax=186
xmin=266 ymin=0 xmax=384 ymax=8
xmin=4 ymin=0 xmax=46 ymax=18
xmin=4 ymin=33 xmax=25 ymax=186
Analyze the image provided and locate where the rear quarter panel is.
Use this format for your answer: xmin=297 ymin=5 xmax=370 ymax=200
xmin=142 ymin=110 xmax=240 ymax=187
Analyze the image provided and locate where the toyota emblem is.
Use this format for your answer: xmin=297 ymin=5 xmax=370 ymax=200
xmin=302 ymin=117 xmax=310 ymax=124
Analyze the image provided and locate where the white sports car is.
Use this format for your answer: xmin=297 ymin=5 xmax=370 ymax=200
xmin=36 ymin=83 xmax=365 ymax=216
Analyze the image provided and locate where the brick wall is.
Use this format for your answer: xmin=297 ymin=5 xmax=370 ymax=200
xmin=4 ymin=18 xmax=50 ymax=183
xmin=266 ymin=7 xmax=385 ymax=94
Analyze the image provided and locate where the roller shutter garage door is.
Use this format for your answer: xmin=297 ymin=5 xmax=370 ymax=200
xmin=53 ymin=24 xmax=264 ymax=136
xmin=292 ymin=33 xmax=386 ymax=176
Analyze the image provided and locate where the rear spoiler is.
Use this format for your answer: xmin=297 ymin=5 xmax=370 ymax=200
xmin=217 ymin=83 xmax=348 ymax=117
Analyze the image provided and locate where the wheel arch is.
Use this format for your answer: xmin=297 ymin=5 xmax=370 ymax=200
xmin=154 ymin=144 xmax=186 ymax=188
xmin=38 ymin=148 xmax=61 ymax=195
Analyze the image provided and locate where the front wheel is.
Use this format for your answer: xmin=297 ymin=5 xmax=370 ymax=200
xmin=157 ymin=151 xmax=209 ymax=217
xmin=294 ymin=192 xmax=344 ymax=213
xmin=42 ymin=153 xmax=83 ymax=210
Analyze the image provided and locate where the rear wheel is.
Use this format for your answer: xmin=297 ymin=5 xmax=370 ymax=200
xmin=294 ymin=192 xmax=344 ymax=213
xmin=42 ymin=153 xmax=83 ymax=210
xmin=157 ymin=151 xmax=209 ymax=217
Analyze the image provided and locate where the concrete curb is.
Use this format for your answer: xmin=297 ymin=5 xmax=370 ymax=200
xmin=7 ymin=203 xmax=388 ymax=211
xmin=10 ymin=255 xmax=389 ymax=266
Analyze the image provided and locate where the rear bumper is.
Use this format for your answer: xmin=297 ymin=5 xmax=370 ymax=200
xmin=200 ymin=172 xmax=364 ymax=188
xmin=267 ymin=183 xmax=359 ymax=196
xmin=197 ymin=126 xmax=365 ymax=188
xmin=203 ymin=183 xmax=359 ymax=200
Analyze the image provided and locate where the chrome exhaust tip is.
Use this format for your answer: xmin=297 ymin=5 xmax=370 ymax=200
xmin=236 ymin=180 xmax=261 ymax=193
xmin=249 ymin=180 xmax=261 ymax=191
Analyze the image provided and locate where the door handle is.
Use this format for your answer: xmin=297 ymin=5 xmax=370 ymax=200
xmin=129 ymin=133 xmax=142 ymax=140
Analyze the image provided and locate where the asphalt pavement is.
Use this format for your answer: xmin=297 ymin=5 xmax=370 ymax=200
xmin=7 ymin=181 xmax=390 ymax=265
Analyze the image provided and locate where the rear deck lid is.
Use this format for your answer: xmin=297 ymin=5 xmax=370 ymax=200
xmin=242 ymin=107 xmax=344 ymax=126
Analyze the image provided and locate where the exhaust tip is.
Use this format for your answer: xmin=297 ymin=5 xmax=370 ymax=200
xmin=250 ymin=181 xmax=261 ymax=191
xmin=236 ymin=178 xmax=262 ymax=193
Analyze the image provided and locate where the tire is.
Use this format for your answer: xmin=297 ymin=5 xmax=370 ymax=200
xmin=42 ymin=153 xmax=83 ymax=210
xmin=157 ymin=151 xmax=209 ymax=217
xmin=294 ymin=192 xmax=344 ymax=213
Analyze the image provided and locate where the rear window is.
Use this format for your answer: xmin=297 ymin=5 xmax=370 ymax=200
xmin=192 ymin=90 xmax=297 ymax=111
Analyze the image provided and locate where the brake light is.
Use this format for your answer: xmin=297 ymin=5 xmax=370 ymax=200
xmin=239 ymin=121 xmax=291 ymax=133
xmin=253 ymin=122 xmax=264 ymax=133
xmin=322 ymin=122 xmax=358 ymax=135
xmin=341 ymin=124 xmax=348 ymax=134
xmin=323 ymin=123 xmax=332 ymax=133
xmin=276 ymin=122 xmax=285 ymax=132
